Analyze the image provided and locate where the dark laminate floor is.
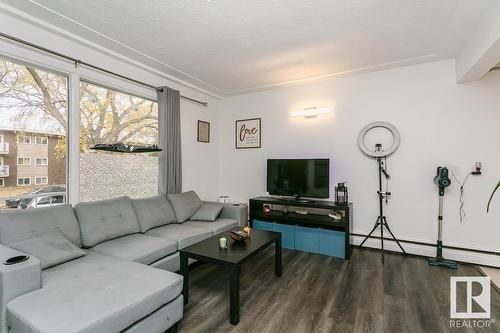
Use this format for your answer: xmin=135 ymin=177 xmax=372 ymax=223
xmin=179 ymin=248 xmax=500 ymax=333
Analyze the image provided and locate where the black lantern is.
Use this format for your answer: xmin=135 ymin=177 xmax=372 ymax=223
xmin=335 ymin=183 xmax=348 ymax=206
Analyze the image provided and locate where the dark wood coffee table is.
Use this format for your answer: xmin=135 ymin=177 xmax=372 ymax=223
xmin=179 ymin=229 xmax=282 ymax=325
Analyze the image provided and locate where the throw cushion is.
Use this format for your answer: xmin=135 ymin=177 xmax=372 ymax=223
xmin=167 ymin=191 xmax=202 ymax=223
xmin=191 ymin=203 xmax=224 ymax=222
xmin=9 ymin=231 xmax=86 ymax=270
xmin=132 ymin=195 xmax=176 ymax=232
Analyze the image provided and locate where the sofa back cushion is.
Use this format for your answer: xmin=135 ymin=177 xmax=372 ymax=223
xmin=131 ymin=195 xmax=176 ymax=232
xmin=75 ymin=196 xmax=140 ymax=248
xmin=0 ymin=204 xmax=82 ymax=247
xmin=9 ymin=230 xmax=86 ymax=270
xmin=167 ymin=191 xmax=202 ymax=223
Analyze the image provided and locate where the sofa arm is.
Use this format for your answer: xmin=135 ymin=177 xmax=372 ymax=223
xmin=0 ymin=244 xmax=41 ymax=333
xmin=220 ymin=204 xmax=247 ymax=227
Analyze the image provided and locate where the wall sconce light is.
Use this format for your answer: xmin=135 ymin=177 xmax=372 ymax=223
xmin=291 ymin=107 xmax=331 ymax=118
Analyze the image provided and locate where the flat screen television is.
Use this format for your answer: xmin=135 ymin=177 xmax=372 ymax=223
xmin=267 ymin=159 xmax=330 ymax=199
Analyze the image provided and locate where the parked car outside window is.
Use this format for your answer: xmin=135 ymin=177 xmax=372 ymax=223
xmin=16 ymin=186 xmax=66 ymax=209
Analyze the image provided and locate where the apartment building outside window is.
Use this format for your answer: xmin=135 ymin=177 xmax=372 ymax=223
xmin=35 ymin=177 xmax=48 ymax=185
xmin=17 ymin=177 xmax=31 ymax=186
xmin=0 ymin=57 xmax=68 ymax=210
xmin=17 ymin=157 xmax=31 ymax=165
xmin=35 ymin=157 xmax=48 ymax=165
xmin=35 ymin=136 xmax=48 ymax=145
xmin=17 ymin=136 xmax=31 ymax=144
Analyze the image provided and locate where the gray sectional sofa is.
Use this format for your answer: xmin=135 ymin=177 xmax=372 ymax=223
xmin=0 ymin=191 xmax=245 ymax=333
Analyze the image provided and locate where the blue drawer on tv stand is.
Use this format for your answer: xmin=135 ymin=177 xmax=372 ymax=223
xmin=252 ymin=220 xmax=345 ymax=258
xmin=318 ymin=228 xmax=345 ymax=258
xmin=273 ymin=223 xmax=295 ymax=249
xmin=252 ymin=220 xmax=294 ymax=249
xmin=294 ymin=225 xmax=319 ymax=254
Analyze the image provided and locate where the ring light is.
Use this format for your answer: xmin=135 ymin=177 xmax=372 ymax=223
xmin=357 ymin=121 xmax=400 ymax=158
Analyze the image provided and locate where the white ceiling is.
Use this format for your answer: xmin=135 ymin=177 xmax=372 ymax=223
xmin=1 ymin=0 xmax=496 ymax=95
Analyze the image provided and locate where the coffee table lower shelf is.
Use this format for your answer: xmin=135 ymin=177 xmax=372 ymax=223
xmin=179 ymin=229 xmax=282 ymax=325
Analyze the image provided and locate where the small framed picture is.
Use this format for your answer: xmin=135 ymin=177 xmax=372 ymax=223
xmin=235 ymin=118 xmax=261 ymax=149
xmin=197 ymin=120 xmax=210 ymax=143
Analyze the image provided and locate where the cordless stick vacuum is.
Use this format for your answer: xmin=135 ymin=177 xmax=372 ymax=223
xmin=428 ymin=167 xmax=459 ymax=269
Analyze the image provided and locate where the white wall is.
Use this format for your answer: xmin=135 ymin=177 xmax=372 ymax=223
xmin=0 ymin=9 xmax=221 ymax=201
xmin=218 ymin=59 xmax=500 ymax=266
xmin=180 ymin=98 xmax=220 ymax=200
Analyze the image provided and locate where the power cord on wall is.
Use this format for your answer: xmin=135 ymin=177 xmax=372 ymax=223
xmin=450 ymin=169 xmax=481 ymax=222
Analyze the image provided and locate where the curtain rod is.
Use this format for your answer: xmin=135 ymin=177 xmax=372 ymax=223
xmin=0 ymin=31 xmax=208 ymax=107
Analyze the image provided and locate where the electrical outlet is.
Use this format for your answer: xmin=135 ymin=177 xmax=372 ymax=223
xmin=450 ymin=165 xmax=460 ymax=178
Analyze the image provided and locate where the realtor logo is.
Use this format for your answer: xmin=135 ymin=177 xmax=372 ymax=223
xmin=450 ymin=277 xmax=490 ymax=319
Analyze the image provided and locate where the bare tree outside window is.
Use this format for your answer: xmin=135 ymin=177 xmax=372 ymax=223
xmin=78 ymin=82 xmax=159 ymax=201
xmin=0 ymin=58 xmax=67 ymax=209
xmin=0 ymin=57 xmax=159 ymax=208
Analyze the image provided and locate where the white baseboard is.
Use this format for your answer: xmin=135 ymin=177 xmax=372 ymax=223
xmin=351 ymin=235 xmax=500 ymax=268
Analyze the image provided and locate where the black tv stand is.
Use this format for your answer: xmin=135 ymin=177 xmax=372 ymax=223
xmin=249 ymin=196 xmax=352 ymax=259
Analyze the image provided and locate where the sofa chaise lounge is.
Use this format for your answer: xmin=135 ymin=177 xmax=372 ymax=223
xmin=0 ymin=191 xmax=245 ymax=333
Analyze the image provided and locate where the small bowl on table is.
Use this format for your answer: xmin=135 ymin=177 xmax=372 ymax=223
xmin=229 ymin=230 xmax=249 ymax=242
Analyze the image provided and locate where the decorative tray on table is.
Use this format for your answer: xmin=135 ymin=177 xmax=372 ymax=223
xmin=229 ymin=230 xmax=249 ymax=242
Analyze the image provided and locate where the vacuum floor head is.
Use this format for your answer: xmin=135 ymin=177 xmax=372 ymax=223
xmin=428 ymin=257 xmax=459 ymax=269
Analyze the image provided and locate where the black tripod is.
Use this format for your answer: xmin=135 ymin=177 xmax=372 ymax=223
xmin=359 ymin=155 xmax=406 ymax=263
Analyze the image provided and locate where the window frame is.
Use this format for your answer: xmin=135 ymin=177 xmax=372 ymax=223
xmin=35 ymin=136 xmax=48 ymax=145
xmin=35 ymin=176 xmax=48 ymax=185
xmin=0 ymin=178 xmax=4 ymax=187
xmin=0 ymin=44 xmax=159 ymax=205
xmin=35 ymin=157 xmax=48 ymax=166
xmin=17 ymin=157 xmax=31 ymax=165
xmin=0 ymin=53 xmax=70 ymax=203
xmin=78 ymin=81 xmax=159 ymax=201
xmin=17 ymin=177 xmax=31 ymax=186
xmin=17 ymin=135 xmax=32 ymax=144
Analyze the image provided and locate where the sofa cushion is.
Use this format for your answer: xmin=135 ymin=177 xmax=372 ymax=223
xmin=191 ymin=203 xmax=224 ymax=222
xmin=0 ymin=204 xmax=82 ymax=247
xmin=7 ymin=251 xmax=183 ymax=333
xmin=75 ymin=196 xmax=140 ymax=248
xmin=184 ymin=218 xmax=239 ymax=235
xmin=131 ymin=195 xmax=176 ymax=232
xmin=91 ymin=234 xmax=177 ymax=265
xmin=167 ymin=191 xmax=202 ymax=223
xmin=146 ymin=224 xmax=212 ymax=249
xmin=9 ymin=231 xmax=86 ymax=270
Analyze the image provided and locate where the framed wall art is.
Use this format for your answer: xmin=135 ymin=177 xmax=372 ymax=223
xmin=197 ymin=120 xmax=210 ymax=143
xmin=235 ymin=118 xmax=261 ymax=149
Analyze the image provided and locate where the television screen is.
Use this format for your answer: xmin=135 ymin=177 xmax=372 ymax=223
xmin=267 ymin=159 xmax=330 ymax=198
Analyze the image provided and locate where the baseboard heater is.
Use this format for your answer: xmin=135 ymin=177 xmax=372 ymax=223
xmin=351 ymin=233 xmax=500 ymax=257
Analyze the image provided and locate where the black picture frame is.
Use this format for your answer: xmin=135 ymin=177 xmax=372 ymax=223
xmin=197 ymin=120 xmax=210 ymax=143
xmin=235 ymin=118 xmax=261 ymax=149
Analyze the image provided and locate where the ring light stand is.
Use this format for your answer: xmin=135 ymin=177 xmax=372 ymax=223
xmin=357 ymin=122 xmax=406 ymax=263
